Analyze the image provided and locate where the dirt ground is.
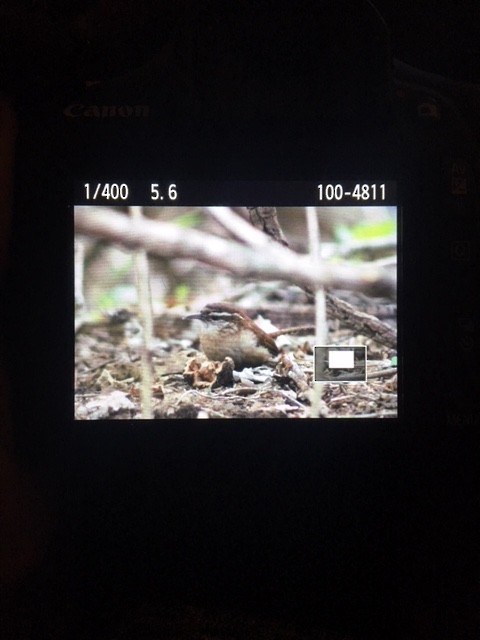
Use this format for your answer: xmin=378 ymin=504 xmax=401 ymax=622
xmin=74 ymin=310 xmax=397 ymax=420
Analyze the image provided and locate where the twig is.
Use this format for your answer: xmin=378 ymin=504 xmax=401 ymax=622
xmin=130 ymin=206 xmax=153 ymax=419
xmin=268 ymin=325 xmax=315 ymax=339
xmin=278 ymin=391 xmax=307 ymax=409
xmin=246 ymin=207 xmax=289 ymax=246
xmin=323 ymin=367 xmax=397 ymax=382
xmin=367 ymin=367 xmax=397 ymax=380
xmin=306 ymin=206 xmax=327 ymax=418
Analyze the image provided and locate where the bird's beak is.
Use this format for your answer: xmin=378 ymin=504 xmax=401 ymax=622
xmin=183 ymin=312 xmax=203 ymax=321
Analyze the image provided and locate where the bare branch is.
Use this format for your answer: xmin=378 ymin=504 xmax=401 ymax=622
xmin=246 ymin=207 xmax=289 ymax=246
xmin=325 ymin=293 xmax=397 ymax=349
xmin=204 ymin=206 xmax=269 ymax=247
xmin=74 ymin=207 xmax=396 ymax=298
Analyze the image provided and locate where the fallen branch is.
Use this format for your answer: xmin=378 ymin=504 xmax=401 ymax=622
xmin=367 ymin=367 xmax=397 ymax=379
xmin=326 ymin=293 xmax=397 ymax=349
xmin=75 ymin=207 xmax=396 ymax=298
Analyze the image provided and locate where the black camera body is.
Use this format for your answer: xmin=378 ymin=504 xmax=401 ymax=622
xmin=5 ymin=2 xmax=478 ymax=636
xmin=10 ymin=1 xmax=477 ymax=432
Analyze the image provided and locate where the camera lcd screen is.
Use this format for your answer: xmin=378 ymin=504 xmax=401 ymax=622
xmin=74 ymin=181 xmax=398 ymax=420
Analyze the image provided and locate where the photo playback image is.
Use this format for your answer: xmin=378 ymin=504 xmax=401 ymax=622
xmin=74 ymin=181 xmax=398 ymax=420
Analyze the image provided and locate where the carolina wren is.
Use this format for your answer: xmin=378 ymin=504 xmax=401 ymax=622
xmin=185 ymin=303 xmax=279 ymax=369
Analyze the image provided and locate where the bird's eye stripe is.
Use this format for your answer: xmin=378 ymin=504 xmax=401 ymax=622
xmin=205 ymin=312 xmax=237 ymax=320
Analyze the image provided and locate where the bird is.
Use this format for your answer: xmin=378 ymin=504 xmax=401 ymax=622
xmin=185 ymin=302 xmax=279 ymax=369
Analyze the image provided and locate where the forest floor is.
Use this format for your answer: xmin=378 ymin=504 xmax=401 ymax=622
xmin=74 ymin=309 xmax=397 ymax=420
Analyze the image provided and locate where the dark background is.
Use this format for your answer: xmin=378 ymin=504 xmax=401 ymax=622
xmin=1 ymin=2 xmax=478 ymax=639
xmin=1 ymin=1 xmax=480 ymax=91
xmin=378 ymin=0 xmax=479 ymax=82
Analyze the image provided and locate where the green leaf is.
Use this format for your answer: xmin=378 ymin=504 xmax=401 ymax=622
xmin=173 ymin=212 xmax=202 ymax=228
xmin=350 ymin=220 xmax=396 ymax=240
xmin=174 ymin=283 xmax=190 ymax=305
xmin=99 ymin=285 xmax=136 ymax=309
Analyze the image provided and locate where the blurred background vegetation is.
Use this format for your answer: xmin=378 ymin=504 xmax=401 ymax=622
xmin=75 ymin=205 xmax=396 ymax=316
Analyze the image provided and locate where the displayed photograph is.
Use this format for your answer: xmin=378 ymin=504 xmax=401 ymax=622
xmin=74 ymin=198 xmax=397 ymax=419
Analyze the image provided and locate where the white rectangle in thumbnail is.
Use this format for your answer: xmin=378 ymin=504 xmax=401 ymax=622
xmin=328 ymin=350 xmax=354 ymax=369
